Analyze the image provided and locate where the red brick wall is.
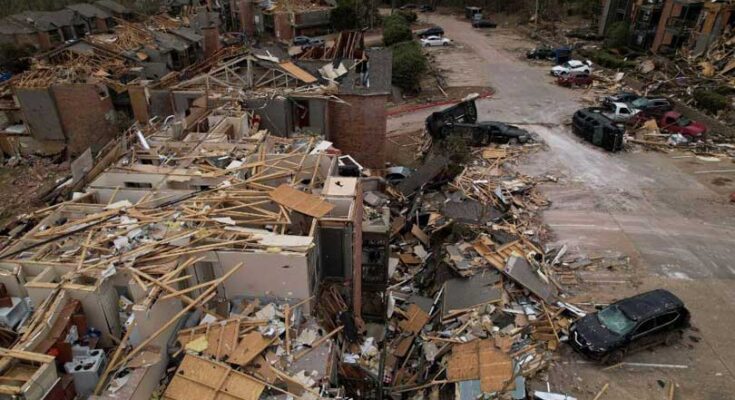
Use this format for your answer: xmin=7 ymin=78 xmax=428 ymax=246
xmin=273 ymin=12 xmax=293 ymax=41
xmin=328 ymin=94 xmax=387 ymax=169
xmin=51 ymin=84 xmax=118 ymax=156
xmin=202 ymin=26 xmax=221 ymax=59
xmin=239 ymin=0 xmax=255 ymax=36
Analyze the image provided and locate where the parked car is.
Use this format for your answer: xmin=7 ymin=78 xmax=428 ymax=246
xmin=628 ymin=97 xmax=674 ymax=118
xmin=308 ymin=38 xmax=325 ymax=47
xmin=526 ymin=46 xmax=555 ymax=60
xmin=602 ymin=91 xmax=641 ymax=108
xmin=421 ymin=35 xmax=451 ymax=47
xmin=659 ymin=111 xmax=707 ymax=137
xmin=419 ymin=4 xmax=434 ymax=12
xmin=602 ymin=101 xmax=640 ymax=122
xmin=472 ymin=19 xmax=497 ymax=28
xmin=400 ymin=3 xmax=418 ymax=9
xmin=417 ymin=26 xmax=444 ymax=38
xmin=570 ymin=289 xmax=690 ymax=364
xmin=557 ymin=73 xmax=593 ymax=87
xmin=551 ymin=59 xmax=592 ymax=76
xmin=572 ymin=108 xmax=625 ymax=151
xmin=293 ymin=36 xmax=311 ymax=46
xmin=426 ymin=97 xmax=533 ymax=145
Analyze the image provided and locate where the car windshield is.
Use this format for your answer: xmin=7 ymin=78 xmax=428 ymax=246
xmin=597 ymin=305 xmax=636 ymax=335
xmin=631 ymin=98 xmax=648 ymax=108
xmin=677 ymin=117 xmax=691 ymax=126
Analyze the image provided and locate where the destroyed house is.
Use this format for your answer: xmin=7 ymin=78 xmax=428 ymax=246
xmin=128 ymin=37 xmax=392 ymax=169
xmin=5 ymin=40 xmax=141 ymax=156
xmin=93 ymin=0 xmax=134 ymax=20
xmin=0 ymin=99 xmax=381 ymax=399
xmin=261 ymin=0 xmax=335 ymax=42
xmin=65 ymin=3 xmax=115 ymax=34
xmin=0 ymin=10 xmax=86 ymax=50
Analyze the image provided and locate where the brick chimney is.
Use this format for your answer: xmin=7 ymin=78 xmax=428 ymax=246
xmin=201 ymin=26 xmax=221 ymax=59
xmin=239 ymin=0 xmax=256 ymax=36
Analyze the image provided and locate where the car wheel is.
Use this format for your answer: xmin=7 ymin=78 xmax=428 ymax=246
xmin=664 ymin=331 xmax=681 ymax=346
xmin=443 ymin=42 xmax=449 ymax=46
xmin=508 ymin=138 xmax=519 ymax=145
xmin=602 ymin=350 xmax=625 ymax=365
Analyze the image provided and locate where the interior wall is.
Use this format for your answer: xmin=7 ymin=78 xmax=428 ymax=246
xmin=208 ymin=250 xmax=313 ymax=310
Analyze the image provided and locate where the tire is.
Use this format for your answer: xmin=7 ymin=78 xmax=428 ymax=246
xmin=602 ymin=349 xmax=625 ymax=365
xmin=508 ymin=138 xmax=519 ymax=145
xmin=443 ymin=42 xmax=449 ymax=46
xmin=664 ymin=331 xmax=681 ymax=346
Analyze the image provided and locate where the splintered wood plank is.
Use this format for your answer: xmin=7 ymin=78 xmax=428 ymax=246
xmin=163 ymin=354 xmax=264 ymax=400
xmin=229 ymin=332 xmax=276 ymax=366
xmin=446 ymin=341 xmax=479 ymax=381
xmin=269 ymin=184 xmax=334 ymax=218
xmin=398 ymin=304 xmax=430 ymax=334
xmin=478 ymin=340 xmax=513 ymax=393
xmin=205 ymin=320 xmax=240 ymax=360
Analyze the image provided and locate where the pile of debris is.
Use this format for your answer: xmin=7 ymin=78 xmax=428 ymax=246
xmin=361 ymin=140 xmax=585 ymax=398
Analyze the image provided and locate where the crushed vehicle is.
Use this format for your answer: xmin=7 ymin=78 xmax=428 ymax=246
xmin=557 ymin=73 xmax=592 ymax=88
xmin=551 ymin=59 xmax=592 ymax=76
xmin=417 ymin=26 xmax=444 ymax=38
xmin=659 ymin=111 xmax=707 ymax=137
xmin=420 ymin=35 xmax=452 ymax=47
xmin=602 ymin=91 xmax=641 ymax=108
xmin=570 ymin=289 xmax=690 ymax=364
xmin=572 ymin=108 xmax=625 ymax=152
xmin=426 ymin=96 xmax=533 ymax=145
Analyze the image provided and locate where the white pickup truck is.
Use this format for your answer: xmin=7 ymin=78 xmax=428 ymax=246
xmin=602 ymin=101 xmax=640 ymax=122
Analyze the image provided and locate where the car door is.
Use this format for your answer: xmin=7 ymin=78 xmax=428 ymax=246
xmin=629 ymin=317 xmax=662 ymax=350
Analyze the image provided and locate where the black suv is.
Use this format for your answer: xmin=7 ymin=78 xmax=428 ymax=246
xmin=572 ymin=108 xmax=625 ymax=152
xmin=426 ymin=98 xmax=532 ymax=145
xmin=417 ymin=26 xmax=444 ymax=38
xmin=570 ymin=289 xmax=690 ymax=364
xmin=628 ymin=97 xmax=674 ymax=118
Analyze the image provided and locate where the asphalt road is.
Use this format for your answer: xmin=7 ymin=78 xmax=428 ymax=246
xmin=388 ymin=12 xmax=735 ymax=399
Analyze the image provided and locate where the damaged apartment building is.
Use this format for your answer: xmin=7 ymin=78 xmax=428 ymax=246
xmin=0 ymin=6 xmax=229 ymax=157
xmin=0 ymin=95 xmax=390 ymax=398
xmin=0 ymin=7 xmax=398 ymax=394
xmin=599 ymin=0 xmax=734 ymax=53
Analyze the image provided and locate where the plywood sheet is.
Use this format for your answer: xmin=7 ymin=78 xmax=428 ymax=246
xmin=229 ymin=332 xmax=276 ymax=366
xmin=478 ymin=340 xmax=513 ymax=393
xmin=398 ymin=304 xmax=430 ymax=334
xmin=279 ymin=61 xmax=317 ymax=84
xmin=206 ymin=320 xmax=240 ymax=360
xmin=269 ymin=184 xmax=334 ymax=218
xmin=164 ymin=355 xmax=264 ymax=400
xmin=446 ymin=341 xmax=479 ymax=381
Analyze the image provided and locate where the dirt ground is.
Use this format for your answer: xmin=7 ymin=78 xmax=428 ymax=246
xmin=387 ymin=11 xmax=735 ymax=400
xmin=0 ymin=158 xmax=69 ymax=227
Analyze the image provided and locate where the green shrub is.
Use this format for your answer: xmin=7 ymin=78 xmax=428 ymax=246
xmin=396 ymin=10 xmax=418 ymax=23
xmin=585 ymin=50 xmax=635 ymax=69
xmin=383 ymin=15 xmax=412 ymax=46
xmin=694 ymin=89 xmax=729 ymax=114
xmin=605 ymin=21 xmax=630 ymax=50
xmin=391 ymin=41 xmax=427 ymax=92
xmin=330 ymin=4 xmax=359 ymax=31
